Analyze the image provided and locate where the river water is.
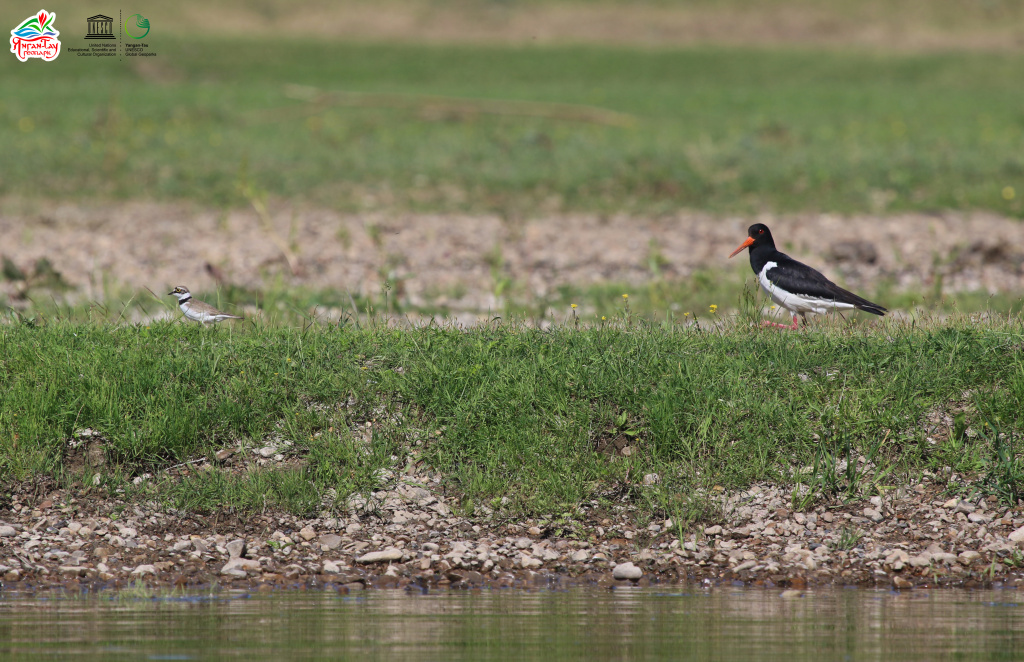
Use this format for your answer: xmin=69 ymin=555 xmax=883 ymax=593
xmin=1 ymin=586 xmax=1022 ymax=660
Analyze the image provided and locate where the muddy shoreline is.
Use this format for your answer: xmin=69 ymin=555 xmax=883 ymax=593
xmin=4 ymin=475 xmax=1024 ymax=594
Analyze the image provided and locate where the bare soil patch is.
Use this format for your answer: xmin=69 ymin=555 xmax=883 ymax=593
xmin=1 ymin=199 xmax=1022 ymax=313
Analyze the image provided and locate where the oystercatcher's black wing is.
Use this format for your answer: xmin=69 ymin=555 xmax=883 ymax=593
xmin=764 ymin=253 xmax=887 ymax=316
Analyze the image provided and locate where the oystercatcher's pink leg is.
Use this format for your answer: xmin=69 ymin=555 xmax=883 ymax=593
xmin=762 ymin=315 xmax=799 ymax=330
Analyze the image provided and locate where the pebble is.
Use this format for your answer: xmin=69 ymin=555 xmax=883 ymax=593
xmin=520 ymin=555 xmax=543 ymax=569
xmin=863 ymin=508 xmax=884 ymax=523
xmin=892 ymin=576 xmax=913 ymax=589
xmin=226 ymin=539 xmax=245 ymax=559
xmin=0 ymin=526 xmax=16 ymax=537
xmin=221 ymin=558 xmax=261 ymax=576
xmin=958 ymin=551 xmax=982 ymax=566
xmin=612 ymin=562 xmax=642 ymax=580
xmin=319 ymin=534 xmax=343 ymax=550
xmin=356 ymin=549 xmax=403 ymax=564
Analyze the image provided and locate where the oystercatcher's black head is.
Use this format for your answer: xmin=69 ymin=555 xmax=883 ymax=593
xmin=728 ymin=223 xmax=776 ymax=258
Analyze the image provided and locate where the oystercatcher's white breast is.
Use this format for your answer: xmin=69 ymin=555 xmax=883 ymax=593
xmin=757 ymin=261 xmax=857 ymax=315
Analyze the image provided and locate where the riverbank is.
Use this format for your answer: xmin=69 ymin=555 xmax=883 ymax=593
xmin=3 ymin=473 xmax=1024 ymax=593
xmin=2 ymin=319 xmax=1023 ymax=592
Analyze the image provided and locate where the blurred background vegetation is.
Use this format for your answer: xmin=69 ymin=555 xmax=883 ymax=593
xmin=2 ymin=0 xmax=1023 ymax=216
xmin=1 ymin=0 xmax=1023 ymax=320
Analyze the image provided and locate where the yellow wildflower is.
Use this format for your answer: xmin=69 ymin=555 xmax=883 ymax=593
xmin=709 ymin=304 xmax=718 ymax=314
xmin=571 ymin=304 xmax=577 ymax=309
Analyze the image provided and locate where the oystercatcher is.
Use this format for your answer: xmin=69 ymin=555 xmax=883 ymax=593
xmin=728 ymin=224 xmax=886 ymax=330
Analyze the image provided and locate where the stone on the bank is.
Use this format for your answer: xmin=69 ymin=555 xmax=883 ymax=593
xmin=221 ymin=558 xmax=261 ymax=577
xmin=570 ymin=550 xmax=590 ymax=563
xmin=958 ymin=551 xmax=981 ymax=566
xmin=319 ymin=534 xmax=343 ymax=550
xmin=226 ymin=539 xmax=245 ymax=559
xmin=863 ymin=508 xmax=884 ymax=523
xmin=283 ymin=564 xmax=306 ymax=579
xmin=892 ymin=576 xmax=913 ymax=589
xmin=0 ymin=526 xmax=16 ymax=537
xmin=954 ymin=501 xmax=975 ymax=514
xmin=704 ymin=525 xmax=722 ymax=536
xmin=322 ymin=560 xmax=341 ymax=574
xmin=733 ymin=560 xmax=756 ymax=573
xmin=1008 ymin=526 xmax=1024 ymax=543
xmin=356 ymin=548 xmax=404 ymax=564
xmin=612 ymin=562 xmax=642 ymax=580
xmin=299 ymin=526 xmax=316 ymax=542
xmin=520 ymin=555 xmax=543 ymax=569
xmin=908 ymin=554 xmax=932 ymax=567
xmin=131 ymin=564 xmax=156 ymax=576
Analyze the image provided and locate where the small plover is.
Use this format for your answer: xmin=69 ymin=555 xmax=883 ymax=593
xmin=168 ymin=286 xmax=242 ymax=325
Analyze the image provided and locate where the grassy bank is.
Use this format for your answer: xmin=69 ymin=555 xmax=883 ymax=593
xmin=2 ymin=314 xmax=1022 ymax=526
xmin=2 ymin=39 xmax=1024 ymax=216
xmin=13 ymin=277 xmax=1024 ymax=330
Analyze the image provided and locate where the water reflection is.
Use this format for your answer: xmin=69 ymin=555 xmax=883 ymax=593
xmin=0 ymin=586 xmax=1021 ymax=660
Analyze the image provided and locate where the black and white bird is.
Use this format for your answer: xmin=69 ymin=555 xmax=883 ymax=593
xmin=728 ymin=224 xmax=886 ymax=330
xmin=168 ymin=286 xmax=242 ymax=325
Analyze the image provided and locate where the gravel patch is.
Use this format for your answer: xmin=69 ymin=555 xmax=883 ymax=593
xmin=3 ymin=472 xmax=1024 ymax=593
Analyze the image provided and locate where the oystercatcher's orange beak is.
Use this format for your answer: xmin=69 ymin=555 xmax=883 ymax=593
xmin=729 ymin=236 xmax=755 ymax=258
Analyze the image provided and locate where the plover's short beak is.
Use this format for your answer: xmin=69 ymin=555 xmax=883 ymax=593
xmin=729 ymin=236 xmax=755 ymax=259
xmin=168 ymin=290 xmax=175 ymax=296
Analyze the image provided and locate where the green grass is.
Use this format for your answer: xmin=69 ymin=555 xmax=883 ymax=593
xmin=2 ymin=39 xmax=1024 ymax=216
xmin=2 ymin=313 xmax=1022 ymax=524
xmin=10 ymin=273 xmax=1023 ymax=331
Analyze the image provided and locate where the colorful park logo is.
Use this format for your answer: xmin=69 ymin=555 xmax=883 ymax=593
xmin=10 ymin=9 xmax=61 ymax=62
xmin=124 ymin=13 xmax=150 ymax=39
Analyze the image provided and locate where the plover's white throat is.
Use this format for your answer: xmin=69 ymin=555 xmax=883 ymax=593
xmin=168 ymin=286 xmax=242 ymax=325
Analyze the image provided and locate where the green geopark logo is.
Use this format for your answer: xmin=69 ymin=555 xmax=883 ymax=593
xmin=124 ymin=13 xmax=149 ymax=39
